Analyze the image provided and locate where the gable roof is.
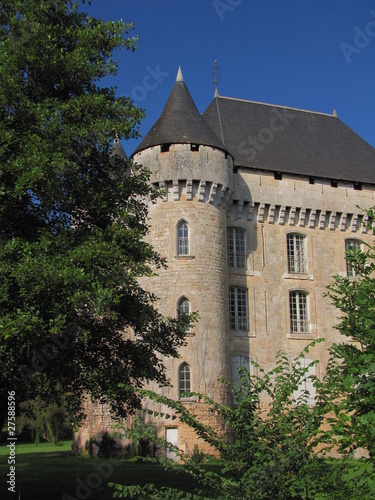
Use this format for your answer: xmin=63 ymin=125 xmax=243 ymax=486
xmin=133 ymin=69 xmax=226 ymax=155
xmin=203 ymin=96 xmax=375 ymax=184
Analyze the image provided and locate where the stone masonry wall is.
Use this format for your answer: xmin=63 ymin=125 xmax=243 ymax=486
xmin=228 ymin=169 xmax=375 ymax=380
xmin=75 ymin=146 xmax=375 ymax=459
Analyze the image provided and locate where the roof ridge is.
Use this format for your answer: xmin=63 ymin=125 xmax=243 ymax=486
xmin=216 ymin=95 xmax=334 ymax=117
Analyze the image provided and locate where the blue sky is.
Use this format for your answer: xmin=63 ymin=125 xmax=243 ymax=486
xmin=84 ymin=0 xmax=375 ymax=156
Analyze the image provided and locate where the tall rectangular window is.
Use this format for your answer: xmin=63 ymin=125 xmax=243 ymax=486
xmin=229 ymin=287 xmax=249 ymax=331
xmin=287 ymin=233 xmax=306 ymax=273
xmin=289 ymin=291 xmax=309 ymax=334
xmin=231 ymin=355 xmax=253 ymax=388
xmin=177 ymin=221 xmax=189 ymax=256
xmin=293 ymin=358 xmax=316 ymax=406
xmin=227 ymin=228 xmax=246 ymax=269
xmin=345 ymin=239 xmax=361 ymax=278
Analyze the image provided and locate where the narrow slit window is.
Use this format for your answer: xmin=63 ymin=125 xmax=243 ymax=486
xmin=177 ymin=221 xmax=189 ymax=256
xmin=179 ymin=363 xmax=191 ymax=399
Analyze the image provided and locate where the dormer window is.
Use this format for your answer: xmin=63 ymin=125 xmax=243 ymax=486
xmin=190 ymin=144 xmax=199 ymax=152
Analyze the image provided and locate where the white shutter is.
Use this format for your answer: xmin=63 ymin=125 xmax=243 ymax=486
xmin=293 ymin=358 xmax=316 ymax=405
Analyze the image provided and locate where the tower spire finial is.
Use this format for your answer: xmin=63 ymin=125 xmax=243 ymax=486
xmin=213 ymin=59 xmax=220 ymax=96
xmin=176 ymin=66 xmax=183 ymax=82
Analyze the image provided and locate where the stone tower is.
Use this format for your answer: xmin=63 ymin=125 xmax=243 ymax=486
xmin=132 ymin=68 xmax=233 ymax=453
xmin=75 ymin=66 xmax=375 ymax=458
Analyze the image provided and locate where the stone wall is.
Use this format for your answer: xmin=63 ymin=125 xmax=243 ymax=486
xmin=75 ymin=143 xmax=375 ymax=459
xmin=228 ymin=169 xmax=374 ymax=376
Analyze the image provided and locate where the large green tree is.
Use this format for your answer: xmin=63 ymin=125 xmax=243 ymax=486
xmin=0 ymin=0 xmax=189 ymax=427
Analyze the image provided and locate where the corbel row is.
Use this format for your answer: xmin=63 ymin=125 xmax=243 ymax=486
xmin=228 ymin=201 xmax=371 ymax=233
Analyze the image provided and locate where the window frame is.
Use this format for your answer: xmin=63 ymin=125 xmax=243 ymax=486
xmin=229 ymin=287 xmax=249 ymax=331
xmin=227 ymin=227 xmax=246 ymax=270
xmin=177 ymin=296 xmax=193 ymax=335
xmin=231 ymin=355 xmax=253 ymax=388
xmin=289 ymin=290 xmax=309 ymax=335
xmin=345 ymin=238 xmax=362 ymax=278
xmin=177 ymin=296 xmax=190 ymax=316
xmin=177 ymin=220 xmax=190 ymax=257
xmin=287 ymin=233 xmax=307 ymax=274
xmin=293 ymin=357 xmax=317 ymax=406
xmin=178 ymin=362 xmax=191 ymax=399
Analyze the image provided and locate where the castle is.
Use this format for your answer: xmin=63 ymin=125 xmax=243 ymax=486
xmin=78 ymin=67 xmax=375 ymax=456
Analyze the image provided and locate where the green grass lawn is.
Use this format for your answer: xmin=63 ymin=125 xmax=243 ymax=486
xmin=0 ymin=440 xmax=215 ymax=499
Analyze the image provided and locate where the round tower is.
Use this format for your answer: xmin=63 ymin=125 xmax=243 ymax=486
xmin=132 ymin=68 xmax=233 ymax=454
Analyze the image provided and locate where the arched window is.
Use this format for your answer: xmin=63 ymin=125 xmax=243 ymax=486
xmin=289 ymin=290 xmax=309 ymax=334
xmin=229 ymin=287 xmax=249 ymax=331
xmin=227 ymin=227 xmax=246 ymax=269
xmin=345 ymin=238 xmax=362 ymax=277
xmin=287 ymin=233 xmax=306 ymax=273
xmin=178 ymin=363 xmax=191 ymax=399
xmin=177 ymin=220 xmax=189 ymax=256
xmin=177 ymin=296 xmax=190 ymax=316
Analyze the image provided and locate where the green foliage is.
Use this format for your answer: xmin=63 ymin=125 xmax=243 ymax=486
xmin=17 ymin=392 xmax=69 ymax=445
xmin=0 ymin=0 xmax=192 ymax=425
xmin=325 ymin=208 xmax=375 ymax=458
xmin=110 ymin=482 xmax=200 ymax=499
xmin=189 ymin=444 xmax=206 ymax=465
xmin=114 ymin=343 xmax=361 ymax=499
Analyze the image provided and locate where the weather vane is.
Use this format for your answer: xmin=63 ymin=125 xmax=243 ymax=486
xmin=213 ymin=59 xmax=220 ymax=91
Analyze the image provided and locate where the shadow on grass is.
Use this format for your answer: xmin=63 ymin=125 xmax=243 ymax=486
xmin=0 ymin=441 xmax=218 ymax=499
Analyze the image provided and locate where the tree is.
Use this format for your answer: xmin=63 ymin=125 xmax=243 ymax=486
xmin=17 ymin=388 xmax=69 ymax=445
xmin=112 ymin=344 xmax=375 ymax=499
xmin=325 ymin=209 xmax=375 ymax=458
xmin=112 ymin=344 xmax=346 ymax=500
xmin=0 ymin=0 xmax=190 ymax=428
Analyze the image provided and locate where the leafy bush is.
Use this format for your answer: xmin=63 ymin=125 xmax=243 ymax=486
xmin=112 ymin=342 xmax=345 ymax=499
xmin=325 ymin=219 xmax=375 ymax=459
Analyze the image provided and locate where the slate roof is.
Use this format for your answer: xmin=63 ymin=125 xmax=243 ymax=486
xmin=133 ymin=69 xmax=226 ymax=155
xmin=203 ymin=96 xmax=375 ymax=184
xmin=110 ymin=137 xmax=127 ymax=159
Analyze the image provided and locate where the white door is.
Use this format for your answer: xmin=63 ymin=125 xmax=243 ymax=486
xmin=165 ymin=427 xmax=178 ymax=461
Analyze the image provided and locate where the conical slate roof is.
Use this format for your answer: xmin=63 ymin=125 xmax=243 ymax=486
xmin=110 ymin=136 xmax=128 ymax=160
xmin=133 ymin=68 xmax=227 ymax=155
